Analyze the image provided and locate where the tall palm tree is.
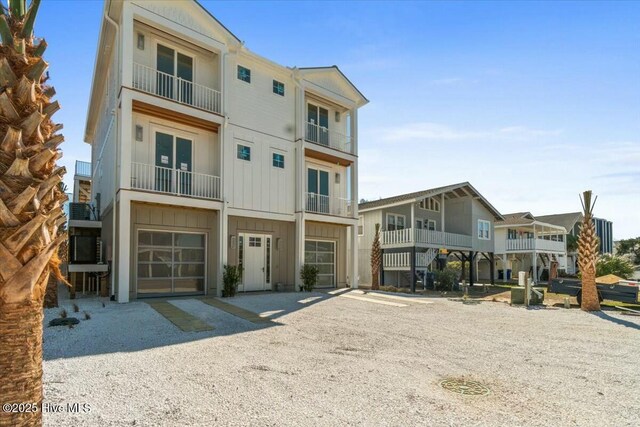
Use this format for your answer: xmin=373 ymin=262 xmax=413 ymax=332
xmin=578 ymin=190 xmax=600 ymax=311
xmin=43 ymin=182 xmax=67 ymax=309
xmin=0 ymin=1 xmax=67 ymax=425
xmin=371 ymin=223 xmax=381 ymax=290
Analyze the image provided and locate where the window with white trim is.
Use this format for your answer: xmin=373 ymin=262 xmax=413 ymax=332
xmin=427 ymin=219 xmax=436 ymax=231
xmin=478 ymin=220 xmax=491 ymax=240
xmin=237 ymin=65 xmax=251 ymax=83
xmin=272 ymin=80 xmax=285 ymax=96
xmin=419 ymin=197 xmax=440 ymax=212
xmin=237 ymin=144 xmax=251 ymax=161
xmin=386 ymin=213 xmax=405 ymax=231
xmin=272 ymin=153 xmax=285 ymax=168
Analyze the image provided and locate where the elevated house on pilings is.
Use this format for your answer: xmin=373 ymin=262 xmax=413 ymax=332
xmin=357 ymin=182 xmax=504 ymax=291
xmin=493 ymin=212 xmax=568 ymax=283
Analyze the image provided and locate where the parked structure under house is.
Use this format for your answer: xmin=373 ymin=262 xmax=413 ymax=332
xmin=84 ymin=0 xmax=367 ymax=302
xmin=357 ymin=182 xmax=504 ymax=290
xmin=493 ymin=212 xmax=568 ymax=283
xmin=536 ymin=212 xmax=613 ymax=275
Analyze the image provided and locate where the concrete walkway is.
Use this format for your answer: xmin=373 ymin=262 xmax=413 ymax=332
xmin=146 ymin=301 xmax=214 ymax=332
xmin=199 ymin=297 xmax=274 ymax=324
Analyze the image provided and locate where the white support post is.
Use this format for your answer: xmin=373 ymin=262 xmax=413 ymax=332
xmin=532 ymin=251 xmax=538 ymax=283
xmin=502 ymin=254 xmax=508 ymax=283
xmin=441 ymin=193 xmax=445 ymax=232
xmin=120 ymin=2 xmax=134 ymax=89
xmin=119 ymin=92 xmax=133 ymax=191
xmin=410 ymin=202 xmax=415 ymax=244
xmin=116 ymin=193 xmax=131 ymax=303
xmin=218 ymin=204 xmax=228 ymax=297
xmin=350 ymin=225 xmax=358 ymax=289
xmin=295 ymin=213 xmax=305 ymax=290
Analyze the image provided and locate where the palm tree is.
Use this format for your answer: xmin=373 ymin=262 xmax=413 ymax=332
xmin=0 ymin=1 xmax=67 ymax=425
xmin=578 ymin=190 xmax=600 ymax=311
xmin=43 ymin=182 xmax=68 ymax=308
xmin=371 ymin=223 xmax=381 ymax=290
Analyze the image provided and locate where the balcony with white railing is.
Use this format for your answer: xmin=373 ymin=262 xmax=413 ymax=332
xmin=305 ymin=192 xmax=354 ymax=217
xmin=131 ymin=162 xmax=221 ymax=201
xmin=381 ymin=227 xmax=472 ymax=249
xmin=504 ymin=238 xmax=565 ymax=253
xmin=305 ymin=122 xmax=353 ymax=154
xmin=132 ymin=63 xmax=222 ymax=114
xmin=75 ymin=160 xmax=92 ymax=177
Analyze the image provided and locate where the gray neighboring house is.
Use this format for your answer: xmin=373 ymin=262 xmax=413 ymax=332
xmin=536 ymin=212 xmax=614 ymax=274
xmin=357 ymin=182 xmax=504 ymax=290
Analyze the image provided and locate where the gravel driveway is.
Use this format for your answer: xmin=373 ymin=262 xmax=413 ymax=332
xmin=42 ymin=291 xmax=640 ymax=426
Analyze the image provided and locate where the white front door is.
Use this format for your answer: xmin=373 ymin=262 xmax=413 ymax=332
xmin=243 ymin=234 xmax=266 ymax=292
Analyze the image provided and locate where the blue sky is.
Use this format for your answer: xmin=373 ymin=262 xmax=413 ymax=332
xmin=37 ymin=1 xmax=639 ymax=238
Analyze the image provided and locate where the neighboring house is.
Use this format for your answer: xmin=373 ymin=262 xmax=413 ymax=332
xmin=358 ymin=182 xmax=503 ymax=290
xmin=67 ymin=160 xmax=106 ymax=296
xmin=84 ymin=0 xmax=367 ymax=302
xmin=536 ymin=212 xmax=613 ymax=274
xmin=494 ymin=212 xmax=567 ymax=282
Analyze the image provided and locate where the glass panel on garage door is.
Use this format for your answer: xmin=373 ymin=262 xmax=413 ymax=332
xmin=137 ymin=230 xmax=206 ymax=296
xmin=304 ymin=240 xmax=335 ymax=288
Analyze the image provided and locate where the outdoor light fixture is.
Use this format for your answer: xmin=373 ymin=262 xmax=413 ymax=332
xmin=135 ymin=125 xmax=143 ymax=141
xmin=335 ymin=173 xmax=340 ymax=184
xmin=137 ymin=33 xmax=145 ymax=50
xmin=230 ymin=235 xmax=236 ymax=249
xmin=335 ymin=111 xmax=341 ymax=122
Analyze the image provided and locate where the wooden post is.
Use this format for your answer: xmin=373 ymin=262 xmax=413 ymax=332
xmin=380 ymin=247 xmax=385 ymax=287
xmin=469 ymin=251 xmax=475 ymax=286
xmin=489 ymin=252 xmax=495 ymax=285
xmin=410 ymin=246 xmax=416 ymax=293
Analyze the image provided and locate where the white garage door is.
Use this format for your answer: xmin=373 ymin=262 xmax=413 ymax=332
xmin=305 ymin=240 xmax=335 ymax=288
xmin=137 ymin=230 xmax=206 ymax=296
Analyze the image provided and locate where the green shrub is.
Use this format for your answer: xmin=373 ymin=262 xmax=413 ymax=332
xmin=434 ymin=267 xmax=459 ymax=291
xmin=596 ymin=254 xmax=634 ymax=279
xmin=222 ymin=265 xmax=243 ymax=297
xmin=300 ymin=264 xmax=319 ymax=292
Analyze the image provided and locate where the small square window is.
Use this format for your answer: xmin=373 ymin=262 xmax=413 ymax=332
xmin=272 ymin=153 xmax=285 ymax=168
xmin=237 ymin=65 xmax=251 ymax=83
xmin=237 ymin=144 xmax=251 ymax=161
xmin=273 ymin=80 xmax=285 ymax=96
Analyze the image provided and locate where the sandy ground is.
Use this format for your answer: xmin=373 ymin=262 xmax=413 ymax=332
xmin=42 ymin=290 xmax=640 ymax=426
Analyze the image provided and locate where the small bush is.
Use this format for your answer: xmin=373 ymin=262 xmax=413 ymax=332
xmin=222 ymin=265 xmax=243 ymax=297
xmin=300 ymin=264 xmax=319 ymax=292
xmin=59 ymin=309 xmax=67 ymax=319
xmin=596 ymin=254 xmax=634 ymax=279
xmin=72 ymin=303 xmax=79 ymax=313
xmin=84 ymin=311 xmax=91 ymax=320
xmin=434 ymin=268 xmax=459 ymax=291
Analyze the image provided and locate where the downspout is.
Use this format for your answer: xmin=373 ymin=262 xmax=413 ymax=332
xmin=104 ymin=3 xmax=119 ymax=299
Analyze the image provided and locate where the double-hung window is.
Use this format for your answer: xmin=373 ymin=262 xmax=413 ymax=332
xmin=478 ymin=220 xmax=491 ymax=240
xmin=387 ymin=214 xmax=405 ymax=231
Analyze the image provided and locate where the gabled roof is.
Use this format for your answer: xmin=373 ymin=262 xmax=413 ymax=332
xmin=297 ymin=66 xmax=368 ymax=107
xmin=358 ymin=182 xmax=504 ymax=221
xmin=536 ymin=212 xmax=583 ymax=231
xmin=497 ymin=212 xmax=536 ymax=225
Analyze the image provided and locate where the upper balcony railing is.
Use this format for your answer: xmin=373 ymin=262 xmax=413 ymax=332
xmin=305 ymin=192 xmax=354 ymax=218
xmin=132 ymin=63 xmax=222 ymax=114
xmin=69 ymin=202 xmax=100 ymax=221
xmin=75 ymin=161 xmax=92 ymax=178
xmin=505 ymin=238 xmax=565 ymax=253
xmin=305 ymin=122 xmax=353 ymax=154
xmin=381 ymin=227 xmax=472 ymax=249
xmin=131 ymin=162 xmax=221 ymax=201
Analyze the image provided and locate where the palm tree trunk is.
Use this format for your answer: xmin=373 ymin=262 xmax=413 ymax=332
xmin=0 ymin=299 xmax=44 ymax=427
xmin=43 ymin=275 xmax=57 ymax=308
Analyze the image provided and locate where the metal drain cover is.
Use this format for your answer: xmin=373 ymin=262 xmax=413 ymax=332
xmin=439 ymin=378 xmax=490 ymax=396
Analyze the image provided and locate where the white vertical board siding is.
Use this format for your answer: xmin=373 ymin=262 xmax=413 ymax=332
xmin=494 ymin=228 xmax=507 ymax=253
xmin=130 ymin=112 xmax=219 ymax=177
xmin=226 ymin=54 xmax=296 ymax=141
xmin=132 ymin=22 xmax=220 ymax=91
xmin=228 ymin=128 xmax=295 ymax=214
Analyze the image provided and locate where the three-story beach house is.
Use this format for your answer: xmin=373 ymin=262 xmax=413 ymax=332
xmin=84 ymin=0 xmax=367 ymax=302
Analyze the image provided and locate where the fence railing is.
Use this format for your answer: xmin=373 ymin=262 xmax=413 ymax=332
xmin=75 ymin=160 xmax=92 ymax=177
xmin=305 ymin=122 xmax=353 ymax=154
xmin=383 ymin=250 xmax=438 ymax=269
xmin=305 ymin=192 xmax=353 ymax=217
xmin=381 ymin=227 xmax=472 ymax=248
xmin=132 ymin=63 xmax=222 ymax=114
xmin=131 ymin=162 xmax=221 ymax=200
xmin=69 ymin=202 xmax=100 ymax=221
xmin=505 ymin=238 xmax=565 ymax=252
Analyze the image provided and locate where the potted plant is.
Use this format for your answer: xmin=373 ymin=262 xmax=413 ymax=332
xmin=222 ymin=265 xmax=242 ymax=297
xmin=300 ymin=264 xmax=319 ymax=292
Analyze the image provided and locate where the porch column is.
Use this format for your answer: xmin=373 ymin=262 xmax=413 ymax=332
xmin=441 ymin=193 xmax=445 ymax=232
xmin=217 ymin=204 xmax=228 ymax=297
xmin=119 ymin=91 xmax=133 ymax=191
xmin=120 ymin=2 xmax=133 ymax=88
xmin=502 ymin=254 xmax=508 ymax=283
xmin=410 ymin=246 xmax=416 ymax=293
xmin=532 ymin=251 xmax=538 ymax=283
xmin=295 ymin=212 xmax=305 ymax=290
xmin=411 ymin=202 xmax=415 ymax=234
xmin=349 ymin=224 xmax=358 ymax=289
xmin=469 ymin=251 xmax=475 ymax=286
xmin=116 ymin=193 xmax=131 ymax=303
xmin=489 ymin=252 xmax=495 ymax=285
